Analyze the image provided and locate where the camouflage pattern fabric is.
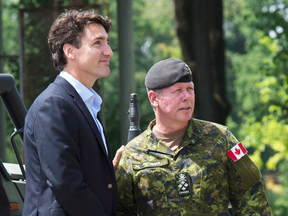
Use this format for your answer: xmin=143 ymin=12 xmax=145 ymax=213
xmin=116 ymin=119 xmax=272 ymax=216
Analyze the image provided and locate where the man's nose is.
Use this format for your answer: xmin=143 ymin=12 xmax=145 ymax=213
xmin=182 ymin=89 xmax=190 ymax=100
xmin=104 ymin=43 xmax=114 ymax=57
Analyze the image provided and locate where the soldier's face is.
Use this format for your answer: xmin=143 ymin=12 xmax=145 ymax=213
xmin=153 ymin=82 xmax=195 ymax=130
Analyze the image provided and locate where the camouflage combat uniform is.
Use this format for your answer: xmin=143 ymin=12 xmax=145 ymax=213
xmin=116 ymin=119 xmax=272 ymax=216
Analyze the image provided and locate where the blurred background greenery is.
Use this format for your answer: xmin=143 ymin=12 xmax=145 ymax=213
xmin=1 ymin=0 xmax=288 ymax=214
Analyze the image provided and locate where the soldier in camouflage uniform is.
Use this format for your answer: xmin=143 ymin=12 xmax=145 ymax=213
xmin=116 ymin=58 xmax=272 ymax=215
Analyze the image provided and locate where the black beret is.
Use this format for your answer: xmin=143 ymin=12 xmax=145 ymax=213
xmin=145 ymin=58 xmax=193 ymax=89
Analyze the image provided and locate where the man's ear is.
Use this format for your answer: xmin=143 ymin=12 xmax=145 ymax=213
xmin=148 ymin=90 xmax=159 ymax=107
xmin=63 ymin=44 xmax=75 ymax=60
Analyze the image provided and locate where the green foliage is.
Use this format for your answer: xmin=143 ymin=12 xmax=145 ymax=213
xmin=132 ymin=0 xmax=181 ymax=71
xmin=224 ymin=0 xmax=288 ymax=214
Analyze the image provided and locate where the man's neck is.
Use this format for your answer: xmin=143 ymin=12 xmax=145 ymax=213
xmin=152 ymin=124 xmax=187 ymax=151
xmin=153 ymin=119 xmax=188 ymax=133
xmin=63 ymin=67 xmax=95 ymax=89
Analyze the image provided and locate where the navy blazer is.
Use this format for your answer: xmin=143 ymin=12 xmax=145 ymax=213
xmin=23 ymin=76 xmax=117 ymax=216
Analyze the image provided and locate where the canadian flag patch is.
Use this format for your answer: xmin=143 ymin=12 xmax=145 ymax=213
xmin=227 ymin=142 xmax=248 ymax=162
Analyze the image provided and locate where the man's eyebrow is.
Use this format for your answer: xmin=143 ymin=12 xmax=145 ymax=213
xmin=92 ymin=36 xmax=109 ymax=41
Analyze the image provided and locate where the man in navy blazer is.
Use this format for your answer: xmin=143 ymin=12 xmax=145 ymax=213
xmin=23 ymin=10 xmax=124 ymax=216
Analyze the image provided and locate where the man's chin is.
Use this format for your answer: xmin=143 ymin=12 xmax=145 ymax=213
xmin=180 ymin=114 xmax=193 ymax=122
xmin=97 ymin=68 xmax=110 ymax=78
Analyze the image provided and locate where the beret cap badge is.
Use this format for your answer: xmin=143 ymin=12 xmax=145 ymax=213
xmin=185 ymin=64 xmax=192 ymax=75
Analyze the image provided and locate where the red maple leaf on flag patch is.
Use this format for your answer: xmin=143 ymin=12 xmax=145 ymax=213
xmin=227 ymin=143 xmax=247 ymax=162
xmin=234 ymin=148 xmax=241 ymax=155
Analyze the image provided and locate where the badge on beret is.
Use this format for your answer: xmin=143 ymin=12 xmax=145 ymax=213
xmin=175 ymin=172 xmax=192 ymax=196
xmin=227 ymin=142 xmax=248 ymax=162
xmin=185 ymin=64 xmax=192 ymax=75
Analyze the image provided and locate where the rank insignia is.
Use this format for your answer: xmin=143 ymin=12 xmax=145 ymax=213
xmin=175 ymin=172 xmax=192 ymax=196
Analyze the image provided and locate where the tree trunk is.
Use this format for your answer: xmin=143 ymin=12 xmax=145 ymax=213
xmin=174 ymin=0 xmax=230 ymax=125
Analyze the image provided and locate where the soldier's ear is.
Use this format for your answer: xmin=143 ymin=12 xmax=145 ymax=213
xmin=148 ymin=90 xmax=159 ymax=107
xmin=63 ymin=43 xmax=75 ymax=60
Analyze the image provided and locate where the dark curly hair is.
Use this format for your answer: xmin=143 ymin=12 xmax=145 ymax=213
xmin=48 ymin=9 xmax=112 ymax=72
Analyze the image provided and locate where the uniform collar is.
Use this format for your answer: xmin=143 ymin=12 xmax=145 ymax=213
xmin=145 ymin=119 xmax=203 ymax=154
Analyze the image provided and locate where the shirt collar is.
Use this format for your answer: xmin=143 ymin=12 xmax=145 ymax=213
xmin=59 ymin=71 xmax=102 ymax=105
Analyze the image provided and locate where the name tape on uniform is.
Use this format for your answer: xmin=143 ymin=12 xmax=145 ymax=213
xmin=227 ymin=142 xmax=248 ymax=162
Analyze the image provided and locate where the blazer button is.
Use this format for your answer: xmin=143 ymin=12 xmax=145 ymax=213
xmin=107 ymin=184 xmax=113 ymax=189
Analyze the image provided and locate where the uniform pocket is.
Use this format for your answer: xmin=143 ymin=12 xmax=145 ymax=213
xmin=133 ymin=160 xmax=169 ymax=211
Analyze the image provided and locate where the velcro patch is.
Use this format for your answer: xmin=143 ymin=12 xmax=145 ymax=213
xmin=230 ymin=154 xmax=261 ymax=188
xmin=227 ymin=142 xmax=248 ymax=162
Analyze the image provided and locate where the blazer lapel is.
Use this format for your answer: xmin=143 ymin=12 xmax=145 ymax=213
xmin=53 ymin=76 xmax=111 ymax=161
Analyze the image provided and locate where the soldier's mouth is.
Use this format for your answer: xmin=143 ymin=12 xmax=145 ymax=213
xmin=179 ymin=107 xmax=190 ymax=110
